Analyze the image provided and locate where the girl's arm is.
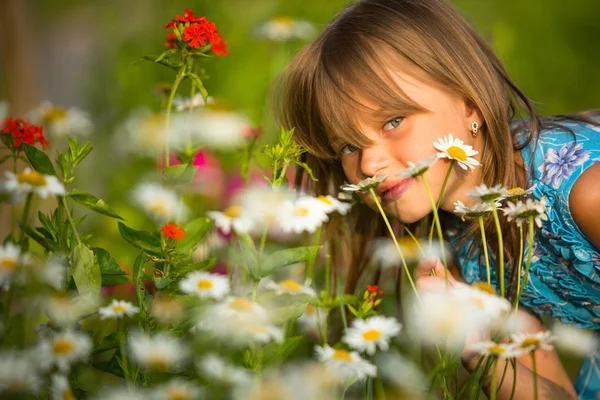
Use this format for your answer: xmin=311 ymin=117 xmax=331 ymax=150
xmin=415 ymin=260 xmax=577 ymax=399
xmin=461 ymin=309 xmax=577 ymax=399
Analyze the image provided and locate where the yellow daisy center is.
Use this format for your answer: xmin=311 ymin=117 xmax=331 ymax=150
xmin=305 ymin=304 xmax=315 ymax=315
xmin=251 ymin=325 xmax=269 ymax=334
xmin=274 ymin=16 xmax=294 ymax=25
xmin=149 ymin=356 xmax=169 ymax=371
xmin=62 ymin=390 xmax=76 ymax=400
xmin=398 ymin=236 xmax=418 ymax=259
xmin=223 ymin=206 xmax=242 ymax=218
xmin=293 ymin=207 xmax=309 ymax=217
xmin=0 ymin=258 xmax=17 ymax=271
xmin=508 ymin=187 xmax=524 ymax=195
xmin=166 ymin=388 xmax=191 ymax=400
xmin=279 ymin=279 xmax=302 ymax=292
xmin=17 ymin=170 xmax=47 ymax=187
xmin=332 ymin=349 xmax=353 ymax=362
xmin=317 ymin=195 xmax=333 ymax=205
xmin=471 ymin=297 xmax=485 ymax=309
xmin=230 ymin=297 xmax=253 ymax=313
xmin=149 ymin=200 xmax=169 ymax=217
xmin=521 ymin=338 xmax=540 ymax=348
xmin=446 ymin=146 xmax=467 ymax=162
xmin=44 ymin=106 xmax=66 ymax=123
xmin=197 ymin=279 xmax=213 ymax=290
xmin=111 ymin=304 xmax=128 ymax=313
xmin=52 ymin=339 xmax=74 ymax=355
xmin=362 ymin=329 xmax=381 ymax=341
xmin=472 ymin=282 xmax=497 ymax=295
xmin=488 ymin=345 xmax=506 ymax=354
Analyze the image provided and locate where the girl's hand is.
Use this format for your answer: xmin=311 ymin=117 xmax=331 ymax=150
xmin=414 ymin=258 xmax=489 ymax=366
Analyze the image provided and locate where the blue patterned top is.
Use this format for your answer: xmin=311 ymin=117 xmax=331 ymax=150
xmin=449 ymin=117 xmax=600 ymax=399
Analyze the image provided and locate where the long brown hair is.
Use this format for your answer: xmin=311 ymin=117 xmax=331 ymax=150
xmin=273 ymin=0 xmax=600 ymax=298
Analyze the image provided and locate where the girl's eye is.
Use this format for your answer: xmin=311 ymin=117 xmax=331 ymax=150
xmin=382 ymin=116 xmax=404 ymax=132
xmin=340 ymin=143 xmax=359 ymax=156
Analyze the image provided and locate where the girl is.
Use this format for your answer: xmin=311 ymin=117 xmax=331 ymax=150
xmin=274 ymin=0 xmax=600 ymax=398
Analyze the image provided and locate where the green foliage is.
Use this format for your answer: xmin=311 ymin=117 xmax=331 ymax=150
xmin=70 ymin=243 xmax=102 ymax=296
xmin=118 ymin=222 xmax=162 ymax=256
xmin=69 ymin=189 xmax=123 ymax=220
xmin=23 ymin=142 xmax=57 ymax=176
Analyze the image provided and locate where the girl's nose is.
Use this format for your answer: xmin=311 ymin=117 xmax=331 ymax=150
xmin=359 ymin=145 xmax=389 ymax=177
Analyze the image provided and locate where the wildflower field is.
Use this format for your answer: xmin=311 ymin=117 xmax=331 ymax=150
xmin=1 ymin=1 xmax=599 ymax=399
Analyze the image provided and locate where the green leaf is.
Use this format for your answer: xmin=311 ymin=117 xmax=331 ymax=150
xmin=293 ymin=160 xmax=318 ymax=182
xmin=92 ymin=247 xmax=128 ymax=287
xmin=0 ymin=154 xmax=12 ymax=165
xmin=172 ymin=258 xmax=216 ymax=280
xmin=262 ymin=336 xmax=302 ymax=366
xmin=163 ymin=164 xmax=198 ymax=186
xmin=259 ymin=246 xmax=321 ymax=278
xmin=70 ymin=243 xmax=102 ymax=296
xmin=175 ymin=217 xmax=212 ymax=253
xmin=269 ymin=303 xmax=308 ymax=325
xmin=155 ymin=48 xmax=178 ymax=62
xmin=72 ymin=141 xmax=93 ymax=166
xmin=69 ymin=189 xmax=123 ymax=220
xmin=187 ymin=72 xmax=209 ymax=103
xmin=118 ymin=222 xmax=162 ymax=255
xmin=38 ymin=211 xmax=57 ymax=238
xmin=22 ymin=142 xmax=57 ymax=176
xmin=237 ymin=233 xmax=258 ymax=279
xmin=132 ymin=252 xmax=147 ymax=313
xmin=18 ymin=223 xmax=55 ymax=251
xmin=154 ymin=277 xmax=172 ymax=290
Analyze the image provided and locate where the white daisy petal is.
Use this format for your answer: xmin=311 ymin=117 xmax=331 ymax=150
xmin=179 ymin=271 xmax=230 ymax=300
xmin=433 ymin=133 xmax=480 ymax=170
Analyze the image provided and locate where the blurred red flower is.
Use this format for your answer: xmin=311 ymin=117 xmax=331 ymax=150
xmin=162 ymin=222 xmax=186 ymax=240
xmin=2 ymin=117 xmax=49 ymax=149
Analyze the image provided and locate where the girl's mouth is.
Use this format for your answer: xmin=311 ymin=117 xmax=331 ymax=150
xmin=381 ymin=178 xmax=415 ymax=203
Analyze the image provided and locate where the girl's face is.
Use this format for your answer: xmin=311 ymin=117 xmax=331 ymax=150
xmin=333 ymin=72 xmax=484 ymax=223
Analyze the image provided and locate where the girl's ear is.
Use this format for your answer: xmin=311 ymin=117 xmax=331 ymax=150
xmin=464 ymin=98 xmax=484 ymax=127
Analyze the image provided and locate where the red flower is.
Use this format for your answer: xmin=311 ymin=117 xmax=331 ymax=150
xmin=366 ymin=284 xmax=383 ymax=297
xmin=183 ymin=23 xmax=208 ymax=48
xmin=165 ymin=8 xmax=205 ymax=29
xmin=2 ymin=117 xmax=48 ymax=149
xmin=162 ymin=222 xmax=185 ymax=241
xmin=165 ymin=32 xmax=177 ymax=49
xmin=242 ymin=124 xmax=262 ymax=139
xmin=210 ymin=35 xmax=229 ymax=56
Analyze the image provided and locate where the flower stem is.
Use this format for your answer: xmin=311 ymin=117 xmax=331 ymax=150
xmin=305 ymin=226 xmax=321 ymax=285
xmin=368 ymin=188 xmax=420 ymax=302
xmin=17 ymin=192 xmax=33 ymax=242
xmin=61 ymin=196 xmax=81 ymax=246
xmin=164 ymin=65 xmax=186 ymax=168
xmin=428 ymin=160 xmax=455 ymax=243
xmin=490 ymin=359 xmax=498 ymax=400
xmin=420 ymin=177 xmax=448 ymax=275
xmin=478 ymin=216 xmax=491 ymax=285
xmin=119 ymin=320 xmax=131 ymax=383
xmin=532 ymin=352 xmax=539 ymax=400
xmin=514 ymin=216 xmax=534 ymax=310
xmin=490 ymin=201 xmax=504 ymax=297
xmin=514 ymin=225 xmax=524 ymax=307
xmin=185 ymin=78 xmax=196 ymax=153
xmin=403 ymin=224 xmax=424 ymax=256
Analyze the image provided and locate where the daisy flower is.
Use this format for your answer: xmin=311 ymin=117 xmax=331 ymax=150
xmin=314 ymin=194 xmax=352 ymax=215
xmin=314 ymin=344 xmax=377 ymax=382
xmin=0 ymin=242 xmax=29 ymax=286
xmin=467 ymin=183 xmax=509 ymax=202
xmin=262 ymin=278 xmax=316 ymax=296
xmin=151 ymin=296 xmax=184 ymax=324
xmin=340 ymin=175 xmax=387 ymax=193
xmin=468 ymin=341 xmax=525 ymax=359
xmin=433 ymin=133 xmax=480 ymax=170
xmin=398 ymin=156 xmax=438 ymax=178
xmin=453 ymin=200 xmax=502 ymax=221
xmin=3 ymin=168 xmax=65 ymax=199
xmin=45 ymin=292 xmax=99 ymax=327
xmin=504 ymin=185 xmax=536 ymax=201
xmin=240 ymin=187 xmax=295 ymax=228
xmin=198 ymin=354 xmax=252 ymax=386
xmin=502 ymin=197 xmax=548 ymax=228
xmin=206 ymin=205 xmax=254 ymax=235
xmin=50 ymin=375 xmax=74 ymax=400
xmin=551 ymin=323 xmax=600 ymax=356
xmin=178 ymin=271 xmax=230 ymax=300
xmin=297 ymin=305 xmax=327 ymax=337
xmin=173 ymin=93 xmax=214 ymax=111
xmin=28 ymin=101 xmax=92 ymax=138
xmin=38 ymin=330 xmax=93 ymax=372
xmin=342 ymin=315 xmax=402 ymax=355
xmin=176 ymin=107 xmax=248 ymax=150
xmin=255 ymin=17 xmax=316 ymax=42
xmin=149 ymin=379 xmax=203 ymax=400
xmin=277 ymin=197 xmax=329 ymax=234
xmin=450 ymin=282 xmax=511 ymax=322
xmin=128 ymin=332 xmax=187 ymax=372
xmin=132 ymin=183 xmax=188 ymax=222
xmin=98 ymin=299 xmax=140 ymax=320
xmin=511 ymin=331 xmax=555 ymax=353
xmin=244 ymin=323 xmax=284 ymax=344
xmin=0 ymin=351 xmax=42 ymax=394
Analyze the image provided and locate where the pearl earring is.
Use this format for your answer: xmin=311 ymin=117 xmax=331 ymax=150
xmin=471 ymin=121 xmax=479 ymax=138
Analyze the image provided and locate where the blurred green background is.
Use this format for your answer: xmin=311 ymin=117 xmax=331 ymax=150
xmin=0 ymin=0 xmax=597 ymax=381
